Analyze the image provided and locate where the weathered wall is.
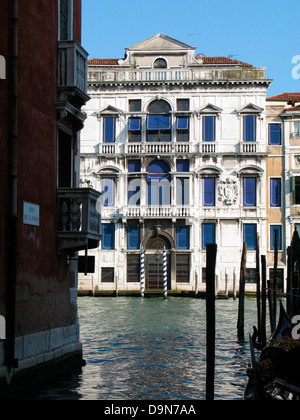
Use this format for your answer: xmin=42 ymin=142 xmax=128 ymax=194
xmin=73 ymin=0 xmax=82 ymax=44
xmin=0 ymin=1 xmax=9 ymax=317
xmin=15 ymin=0 xmax=77 ymax=337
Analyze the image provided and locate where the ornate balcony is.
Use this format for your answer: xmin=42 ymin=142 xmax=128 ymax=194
xmin=98 ymin=142 xmax=194 ymax=156
xmin=239 ymin=142 xmax=267 ymax=155
xmin=200 ymin=142 xmax=217 ymax=154
xmin=88 ymin=67 xmax=268 ymax=86
xmin=123 ymin=205 xmax=194 ymax=220
xmin=57 ymin=188 xmax=101 ymax=254
xmin=58 ymin=40 xmax=90 ymax=106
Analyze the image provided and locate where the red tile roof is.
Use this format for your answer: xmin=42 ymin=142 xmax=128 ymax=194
xmin=200 ymin=56 xmax=253 ymax=67
xmin=267 ymin=93 xmax=300 ymax=102
xmin=88 ymin=59 xmax=120 ymax=65
xmin=88 ymin=56 xmax=253 ymax=67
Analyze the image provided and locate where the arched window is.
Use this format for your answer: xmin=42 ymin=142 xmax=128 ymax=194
xmin=147 ymin=100 xmax=172 ymax=142
xmin=148 ymin=100 xmax=171 ymax=114
xmin=147 ymin=160 xmax=171 ymax=178
xmin=147 ymin=160 xmax=171 ymax=205
xmin=154 ymin=58 xmax=168 ymax=69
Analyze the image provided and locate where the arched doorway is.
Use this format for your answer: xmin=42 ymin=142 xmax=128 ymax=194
xmin=145 ymin=235 xmax=171 ymax=291
xmin=146 ymin=235 xmax=171 ymax=250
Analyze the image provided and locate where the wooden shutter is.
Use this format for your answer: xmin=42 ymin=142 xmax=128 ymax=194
xmin=176 ymin=254 xmax=190 ymax=283
xmin=127 ymin=255 xmax=140 ymax=283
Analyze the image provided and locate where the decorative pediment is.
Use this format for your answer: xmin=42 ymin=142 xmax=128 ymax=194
xmin=98 ymin=105 xmax=123 ymax=116
xmin=195 ymin=165 xmax=223 ymax=175
xmin=236 ymin=103 xmax=264 ymax=115
xmin=199 ymin=104 xmax=223 ymax=116
xmin=126 ymin=33 xmax=195 ymax=53
xmin=98 ymin=166 xmax=121 ymax=174
xmin=237 ymin=165 xmax=264 ymax=176
xmin=119 ymin=34 xmax=199 ymax=67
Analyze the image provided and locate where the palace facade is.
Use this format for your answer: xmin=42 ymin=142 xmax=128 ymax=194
xmin=80 ymin=33 xmax=275 ymax=293
xmin=266 ymin=93 xmax=300 ymax=290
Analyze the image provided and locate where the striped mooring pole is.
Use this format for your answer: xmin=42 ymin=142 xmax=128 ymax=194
xmin=140 ymin=248 xmax=145 ymax=298
xmin=163 ymin=247 xmax=168 ymax=299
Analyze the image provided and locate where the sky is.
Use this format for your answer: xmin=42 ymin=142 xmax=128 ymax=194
xmin=82 ymin=0 xmax=300 ymax=97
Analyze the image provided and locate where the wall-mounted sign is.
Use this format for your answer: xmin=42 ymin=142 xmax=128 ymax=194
xmin=23 ymin=202 xmax=40 ymax=227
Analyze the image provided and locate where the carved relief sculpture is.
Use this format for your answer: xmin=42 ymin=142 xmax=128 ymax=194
xmin=218 ymin=177 xmax=239 ymax=205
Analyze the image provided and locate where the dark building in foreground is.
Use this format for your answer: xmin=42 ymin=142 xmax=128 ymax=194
xmin=0 ymin=0 xmax=101 ymax=390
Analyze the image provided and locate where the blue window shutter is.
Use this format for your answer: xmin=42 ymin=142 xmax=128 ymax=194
xmin=203 ymin=178 xmax=215 ymax=207
xmin=270 ymin=225 xmax=282 ymax=250
xmin=244 ymin=115 xmax=256 ymax=142
xmin=243 ymin=177 xmax=256 ymax=207
xmin=147 ymin=115 xmax=171 ymax=130
xmin=176 ymin=117 xmax=189 ymax=130
xmin=128 ymin=160 xmax=141 ymax=172
xmin=160 ymin=180 xmax=171 ymax=205
xmin=102 ymin=178 xmax=115 ymax=207
xmin=177 ymin=159 xmax=190 ymax=172
xmin=270 ymin=178 xmax=281 ymax=207
xmin=128 ymin=179 xmax=141 ymax=205
xmin=148 ymin=181 xmax=171 ymax=205
xmin=176 ymin=227 xmax=190 ymax=250
xmin=103 ymin=117 xmax=115 ymax=143
xmin=177 ymin=178 xmax=189 ymax=205
xmin=147 ymin=183 xmax=152 ymax=205
xmin=202 ymin=223 xmax=216 ymax=250
xmin=127 ymin=226 xmax=140 ymax=250
xmin=102 ymin=224 xmax=115 ymax=250
xmin=243 ymin=224 xmax=257 ymax=250
xmin=128 ymin=118 xmax=141 ymax=131
xmin=203 ymin=116 xmax=215 ymax=142
xmin=177 ymin=179 xmax=184 ymax=205
xmin=268 ymin=123 xmax=281 ymax=145
xmin=148 ymin=182 xmax=159 ymax=205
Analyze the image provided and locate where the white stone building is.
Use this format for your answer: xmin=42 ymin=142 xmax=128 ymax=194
xmin=79 ymin=34 xmax=272 ymax=294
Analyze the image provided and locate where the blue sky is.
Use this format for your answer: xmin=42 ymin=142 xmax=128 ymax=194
xmin=82 ymin=0 xmax=300 ymax=96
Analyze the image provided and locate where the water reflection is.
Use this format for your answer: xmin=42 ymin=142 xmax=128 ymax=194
xmin=17 ymin=297 xmax=263 ymax=400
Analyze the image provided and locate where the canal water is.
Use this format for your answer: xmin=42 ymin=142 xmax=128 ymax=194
xmin=20 ymin=296 xmax=264 ymax=400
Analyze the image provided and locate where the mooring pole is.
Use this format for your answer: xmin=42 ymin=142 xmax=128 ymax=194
xmin=268 ymin=280 xmax=275 ymax=334
xmin=163 ymin=247 xmax=168 ymax=299
xmin=261 ymin=255 xmax=267 ymax=348
xmin=140 ymin=248 xmax=145 ymax=298
xmin=287 ymin=246 xmax=293 ymax=318
xmin=273 ymin=230 xmax=278 ymax=330
xmin=237 ymin=242 xmax=247 ymax=341
xmin=233 ymin=268 xmax=237 ymax=300
xmin=256 ymin=234 xmax=261 ymax=342
xmin=206 ymin=243 xmax=217 ymax=401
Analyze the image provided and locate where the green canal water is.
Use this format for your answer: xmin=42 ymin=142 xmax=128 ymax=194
xmin=23 ymin=296 xmax=265 ymax=400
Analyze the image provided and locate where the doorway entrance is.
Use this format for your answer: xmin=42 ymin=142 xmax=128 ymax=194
xmin=145 ymin=235 xmax=171 ymax=291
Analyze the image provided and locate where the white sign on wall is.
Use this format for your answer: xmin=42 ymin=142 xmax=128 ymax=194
xmin=23 ymin=202 xmax=40 ymax=227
